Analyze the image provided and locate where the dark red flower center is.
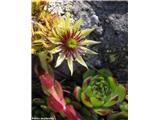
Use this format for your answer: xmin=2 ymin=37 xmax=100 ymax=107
xmin=59 ymin=30 xmax=82 ymax=57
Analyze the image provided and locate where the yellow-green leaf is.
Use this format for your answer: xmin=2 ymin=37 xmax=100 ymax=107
xmin=90 ymin=97 xmax=104 ymax=108
xmin=81 ymin=92 xmax=93 ymax=108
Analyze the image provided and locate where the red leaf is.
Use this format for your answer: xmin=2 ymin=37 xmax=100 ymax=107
xmin=39 ymin=72 xmax=54 ymax=89
xmin=54 ymin=80 xmax=64 ymax=101
xmin=48 ymin=94 xmax=66 ymax=112
xmin=64 ymin=105 xmax=81 ymax=120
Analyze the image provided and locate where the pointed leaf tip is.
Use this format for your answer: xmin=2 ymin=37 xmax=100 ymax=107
xmin=67 ymin=56 xmax=74 ymax=75
xmin=55 ymin=53 xmax=65 ymax=68
xmin=75 ymin=54 xmax=88 ymax=69
xmin=74 ymin=17 xmax=83 ymax=32
xmin=81 ymin=47 xmax=98 ymax=55
xmin=81 ymin=39 xmax=101 ymax=45
xmin=81 ymin=28 xmax=94 ymax=37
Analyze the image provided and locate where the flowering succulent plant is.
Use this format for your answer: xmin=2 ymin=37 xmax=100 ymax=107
xmin=32 ymin=10 xmax=100 ymax=75
xmin=73 ymin=68 xmax=126 ymax=116
xmin=48 ymin=13 xmax=100 ymax=75
xmin=32 ymin=11 xmax=60 ymax=54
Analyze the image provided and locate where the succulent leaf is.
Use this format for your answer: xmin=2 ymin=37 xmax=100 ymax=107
xmin=85 ymin=86 xmax=93 ymax=97
xmin=98 ymin=68 xmax=112 ymax=79
xmin=82 ymin=69 xmax=96 ymax=80
xmin=120 ymin=102 xmax=128 ymax=112
xmin=82 ymin=76 xmax=92 ymax=91
xmin=108 ymin=76 xmax=117 ymax=91
xmin=94 ymin=108 xmax=111 ymax=116
xmin=90 ymin=97 xmax=104 ymax=108
xmin=74 ymin=68 xmax=126 ymax=116
xmin=116 ymin=84 xmax=126 ymax=102
xmin=81 ymin=92 xmax=93 ymax=108
xmin=73 ymin=86 xmax=82 ymax=101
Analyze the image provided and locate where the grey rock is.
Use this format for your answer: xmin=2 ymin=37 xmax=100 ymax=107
xmin=108 ymin=13 xmax=128 ymax=32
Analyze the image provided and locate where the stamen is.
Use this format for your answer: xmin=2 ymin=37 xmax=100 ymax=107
xmin=65 ymin=38 xmax=78 ymax=49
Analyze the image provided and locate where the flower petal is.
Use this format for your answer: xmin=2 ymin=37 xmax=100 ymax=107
xmin=80 ymin=47 xmax=98 ymax=54
xmin=49 ymin=46 xmax=61 ymax=54
xmin=33 ymin=39 xmax=50 ymax=48
xmin=52 ymin=28 xmax=59 ymax=38
xmin=55 ymin=53 xmax=65 ymax=67
xmin=74 ymin=18 xmax=83 ymax=32
xmin=33 ymin=31 xmax=46 ymax=36
xmin=47 ymin=37 xmax=61 ymax=44
xmin=80 ymin=28 xmax=94 ymax=37
xmin=65 ymin=12 xmax=71 ymax=30
xmin=44 ymin=17 xmax=51 ymax=30
xmin=75 ymin=54 xmax=88 ymax=69
xmin=55 ymin=27 xmax=64 ymax=38
xmin=59 ymin=16 xmax=65 ymax=26
xmin=81 ymin=39 xmax=101 ymax=46
xmin=67 ymin=56 xmax=73 ymax=75
xmin=35 ymin=22 xmax=47 ymax=32
xmin=32 ymin=39 xmax=43 ymax=43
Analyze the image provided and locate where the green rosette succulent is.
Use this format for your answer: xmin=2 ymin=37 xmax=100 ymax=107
xmin=74 ymin=68 xmax=126 ymax=116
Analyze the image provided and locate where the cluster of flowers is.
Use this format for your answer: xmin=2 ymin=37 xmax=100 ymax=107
xmin=32 ymin=1 xmax=100 ymax=75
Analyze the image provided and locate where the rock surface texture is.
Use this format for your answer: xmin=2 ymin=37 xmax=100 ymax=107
xmin=53 ymin=1 xmax=128 ymax=83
